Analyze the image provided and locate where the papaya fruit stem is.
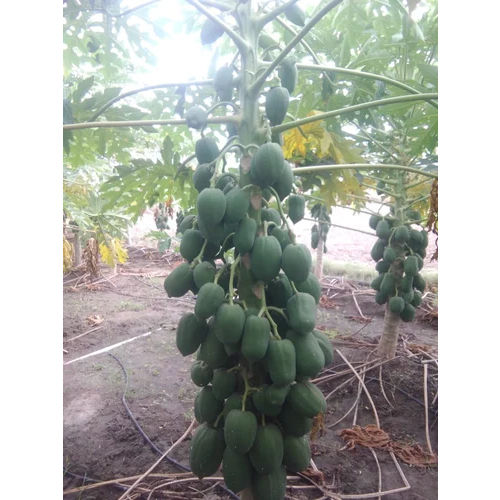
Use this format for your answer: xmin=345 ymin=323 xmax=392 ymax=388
xmin=251 ymin=0 xmax=346 ymax=93
xmin=191 ymin=239 xmax=208 ymax=267
xmin=241 ymin=368 xmax=252 ymax=412
xmin=267 ymin=186 xmax=295 ymax=241
xmin=228 ymin=256 xmax=241 ymax=305
xmin=266 ymin=306 xmax=288 ymax=321
xmin=213 ymin=410 xmax=225 ymax=427
xmin=185 ymin=0 xmax=248 ymax=51
xmin=214 ymin=263 xmax=230 ymax=284
xmin=206 ymin=100 xmax=239 ymax=114
xmin=264 ymin=308 xmax=281 ymax=340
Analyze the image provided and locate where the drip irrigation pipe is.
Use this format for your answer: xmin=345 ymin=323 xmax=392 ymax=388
xmin=107 ymin=353 xmax=239 ymax=499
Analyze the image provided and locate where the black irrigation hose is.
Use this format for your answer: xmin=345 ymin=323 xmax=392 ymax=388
xmin=107 ymin=353 xmax=239 ymax=500
xmin=365 ymin=376 xmax=438 ymax=417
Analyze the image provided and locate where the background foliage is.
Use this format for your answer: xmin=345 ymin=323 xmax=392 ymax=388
xmin=63 ymin=0 xmax=437 ymax=266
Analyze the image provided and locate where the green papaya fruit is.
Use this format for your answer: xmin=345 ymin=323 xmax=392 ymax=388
xmin=265 ymin=86 xmax=289 ymax=126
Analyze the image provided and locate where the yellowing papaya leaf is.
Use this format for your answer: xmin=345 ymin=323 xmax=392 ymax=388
xmin=329 ymin=132 xmax=367 ymax=164
xmin=99 ymin=241 xmax=114 ymax=266
xmin=114 ymin=238 xmax=128 ymax=264
xmin=99 ymin=238 xmax=128 ymax=267
xmin=283 ymin=111 xmax=330 ymax=160
xmin=63 ymin=238 xmax=74 ymax=273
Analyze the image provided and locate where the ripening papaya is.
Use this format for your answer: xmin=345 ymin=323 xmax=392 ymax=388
xmin=376 ymin=219 xmax=391 ymax=240
xmin=214 ymin=65 xmax=233 ymax=101
xmin=284 ymin=4 xmax=306 ymax=26
xmin=267 ymin=274 xmax=294 ymax=309
xmin=286 ymin=330 xmax=325 ymax=378
xmin=224 ymin=186 xmax=250 ymax=223
xmin=388 ymin=296 xmax=405 ymax=314
xmin=176 ymin=312 xmax=208 ymax=356
xmin=369 ymin=214 xmax=382 ymax=230
xmin=164 ymin=262 xmax=194 ymax=297
xmin=241 ymin=315 xmax=271 ymax=362
xmin=400 ymin=302 xmax=416 ymax=322
xmin=200 ymin=18 xmax=224 ymax=45
xmin=266 ymin=339 xmax=296 ymax=386
xmin=312 ymin=329 xmax=333 ymax=366
xmin=185 ymin=106 xmax=208 ymax=130
xmin=288 ymin=194 xmax=305 ymax=223
xmin=272 ymin=161 xmax=294 ymax=200
xmin=265 ymin=86 xmax=289 ymax=126
xmin=194 ymin=386 xmax=223 ymax=425
xmin=281 ymin=243 xmax=311 ymax=283
xmin=251 ymin=235 xmax=282 ymax=283
xmin=270 ymin=226 xmax=292 ymax=251
xmin=195 ymin=282 xmax=226 ymax=319
xmin=195 ymin=136 xmax=219 ymax=164
xmin=222 ymin=447 xmax=253 ymax=493
xmin=193 ymin=163 xmax=213 ymax=193
xmin=296 ymin=272 xmax=321 ymax=305
xmin=278 ymin=57 xmax=298 ymax=94
xmin=212 ymin=369 xmax=237 ymax=401
xmin=197 ymin=187 xmax=227 ymax=227
xmin=178 ymin=214 xmax=195 ymax=234
xmin=371 ymin=239 xmax=386 ymax=261
xmin=287 ymin=380 xmax=326 ymax=418
xmin=283 ymin=435 xmax=311 ymax=473
xmin=234 ymin=216 xmax=257 ymax=254
xmin=191 ymin=360 xmax=213 ymax=387
xmin=198 ymin=327 xmax=230 ymax=369
xmin=189 ymin=423 xmax=225 ymax=479
xmin=279 ymin=401 xmax=313 ymax=437
xmin=262 ymin=207 xmax=281 ymax=228
xmin=250 ymin=143 xmax=285 ymax=187
xmin=249 ymin=424 xmax=284 ymax=474
xmin=213 ymin=303 xmax=246 ymax=345
xmin=180 ymin=229 xmax=205 ymax=262
xmin=251 ymin=465 xmax=287 ymax=500
xmin=286 ymin=292 xmax=316 ymax=334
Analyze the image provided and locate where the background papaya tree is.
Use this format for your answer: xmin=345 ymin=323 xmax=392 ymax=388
xmin=63 ymin=0 xmax=437 ymax=496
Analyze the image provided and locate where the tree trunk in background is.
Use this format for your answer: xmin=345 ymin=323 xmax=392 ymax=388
xmin=314 ymin=235 xmax=324 ymax=279
xmin=378 ymin=304 xmax=401 ymax=358
xmin=74 ymin=231 xmax=82 ymax=267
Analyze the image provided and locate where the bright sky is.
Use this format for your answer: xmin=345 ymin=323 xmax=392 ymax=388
xmin=121 ymin=0 xmax=321 ymax=86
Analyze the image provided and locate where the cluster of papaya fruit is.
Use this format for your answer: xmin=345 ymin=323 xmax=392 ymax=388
xmin=163 ymin=136 xmax=331 ymax=495
xmin=161 ymin=4 xmax=332 ymax=497
xmin=369 ymin=211 xmax=428 ymax=322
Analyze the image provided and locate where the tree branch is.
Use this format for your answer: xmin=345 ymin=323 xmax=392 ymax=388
xmin=295 ymin=62 xmax=438 ymax=108
xmin=270 ymin=93 xmax=438 ymax=133
xmin=257 ymin=0 xmax=300 ymax=29
xmin=63 ymin=115 xmax=239 ymax=131
xmin=293 ymin=163 xmax=438 ymax=179
xmin=117 ymin=0 xmax=163 ymax=17
xmin=274 ymin=17 xmax=336 ymax=89
xmin=185 ymin=0 xmax=248 ymax=51
xmin=89 ymin=80 xmax=213 ymax=122
xmin=249 ymin=0 xmax=345 ymax=93
xmin=198 ymin=0 xmax=232 ymax=10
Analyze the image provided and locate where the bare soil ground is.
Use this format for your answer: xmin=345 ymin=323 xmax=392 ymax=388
xmin=63 ymin=248 xmax=437 ymax=500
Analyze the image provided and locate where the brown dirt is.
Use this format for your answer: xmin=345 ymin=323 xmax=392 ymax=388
xmin=63 ymin=248 xmax=437 ymax=499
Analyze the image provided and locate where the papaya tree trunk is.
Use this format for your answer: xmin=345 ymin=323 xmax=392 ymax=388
xmin=74 ymin=230 xmax=82 ymax=267
xmin=377 ymin=304 xmax=401 ymax=359
xmin=314 ymin=235 xmax=324 ymax=279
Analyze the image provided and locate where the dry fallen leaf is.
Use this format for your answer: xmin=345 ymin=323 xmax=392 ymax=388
xmin=86 ymin=314 xmax=104 ymax=326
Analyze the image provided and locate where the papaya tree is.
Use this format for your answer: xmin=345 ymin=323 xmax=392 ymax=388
xmin=64 ymin=0 xmax=438 ymax=496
